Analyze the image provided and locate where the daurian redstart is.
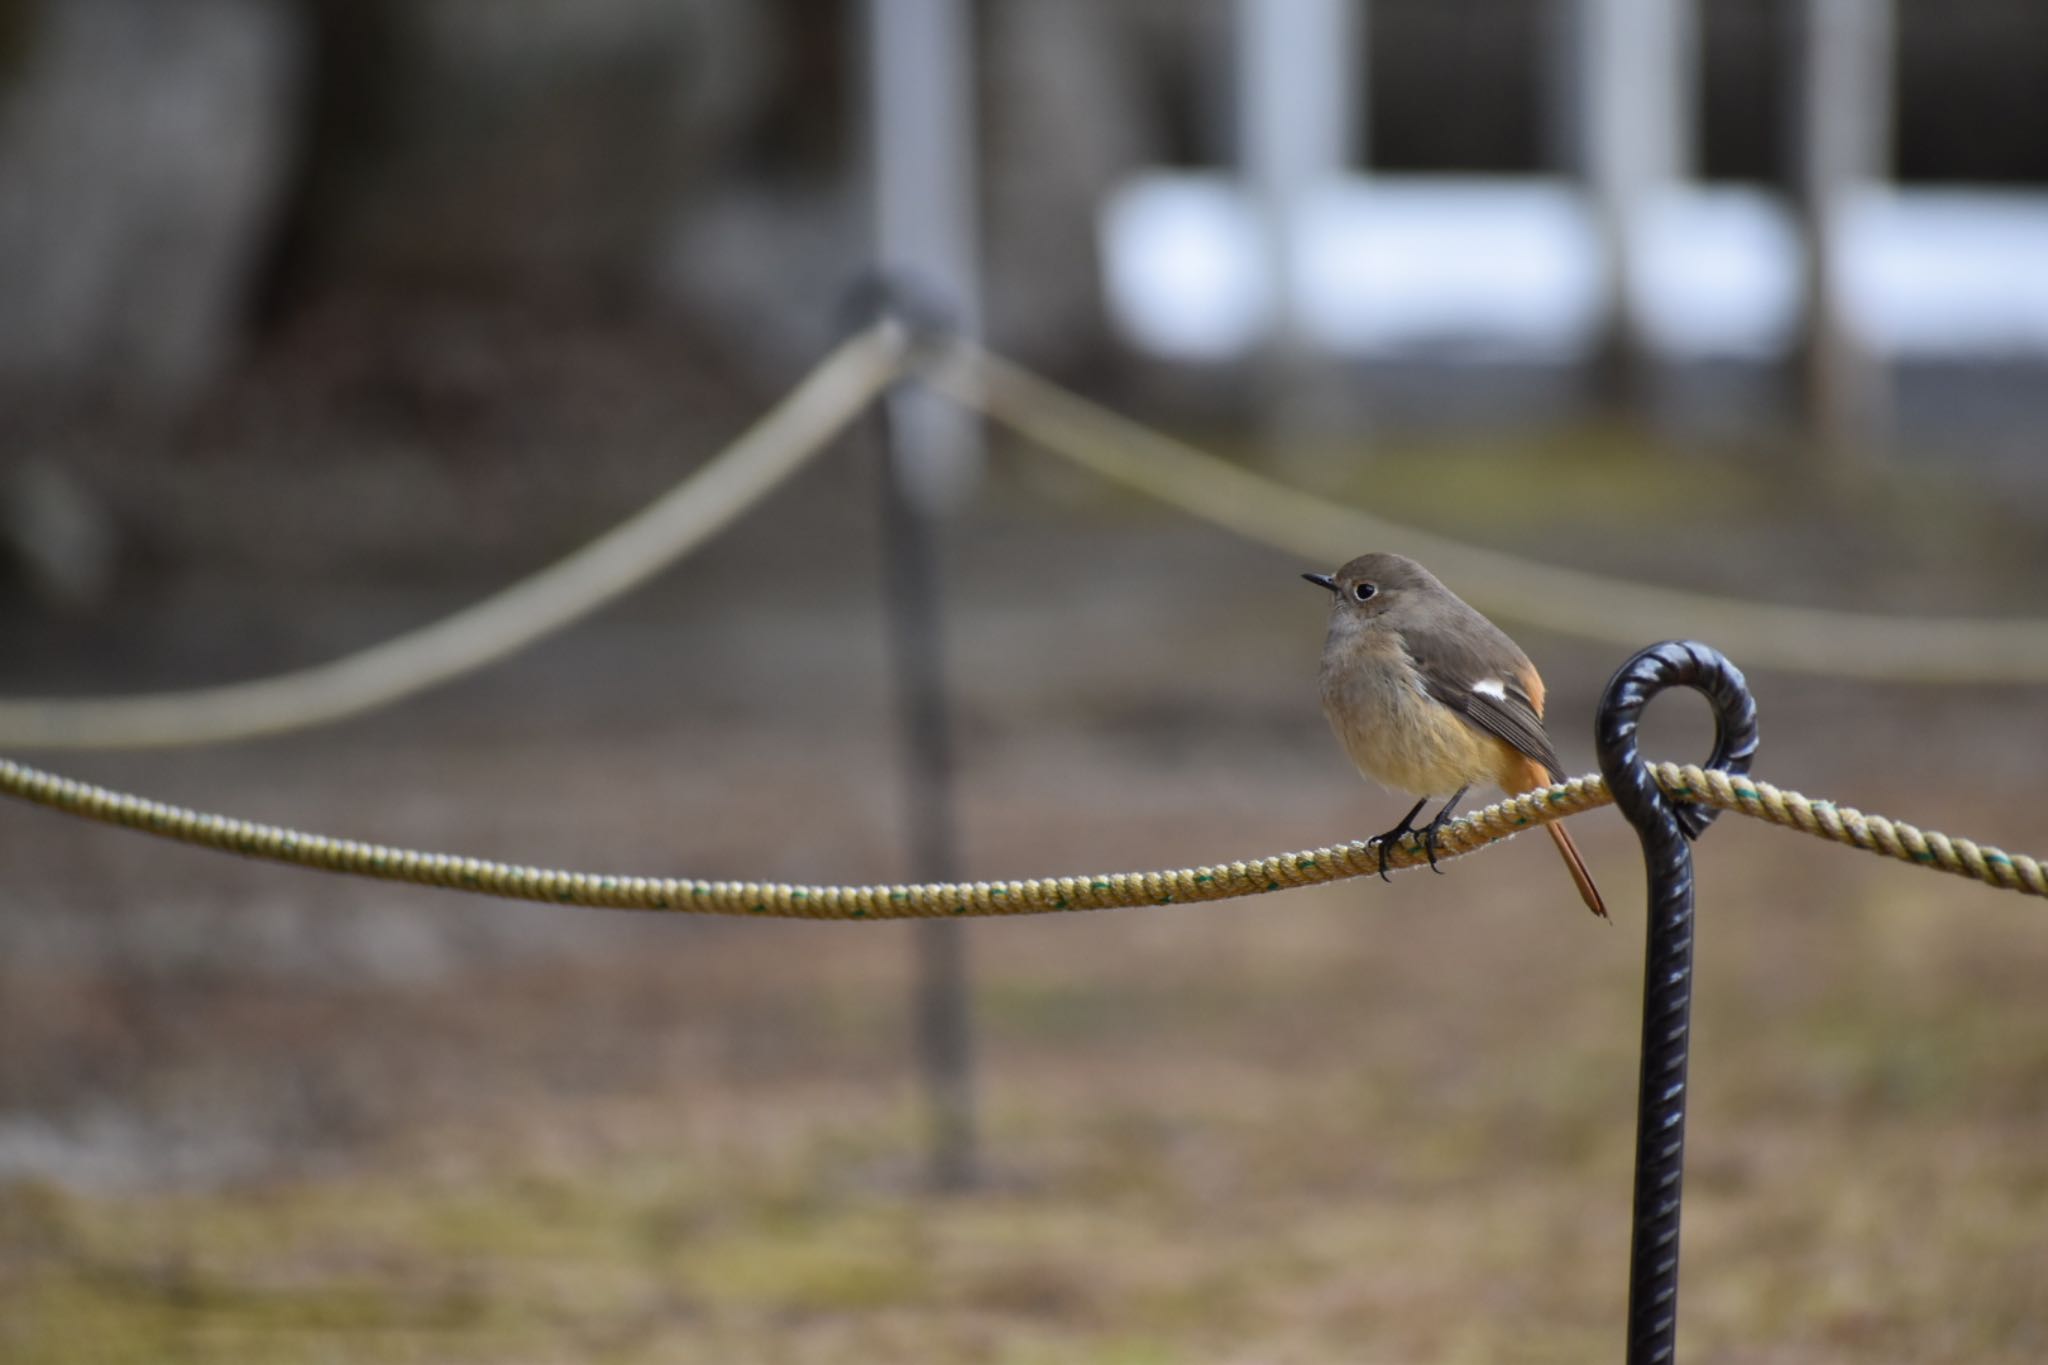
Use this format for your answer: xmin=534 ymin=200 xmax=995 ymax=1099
xmin=1306 ymin=552 xmax=1607 ymax=919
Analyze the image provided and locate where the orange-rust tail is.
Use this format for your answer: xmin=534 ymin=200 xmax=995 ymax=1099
xmin=1500 ymin=751 xmax=1607 ymax=920
xmin=1545 ymin=821 xmax=1607 ymax=920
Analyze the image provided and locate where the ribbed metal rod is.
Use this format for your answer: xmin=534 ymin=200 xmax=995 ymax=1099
xmin=1594 ymin=641 xmax=1759 ymax=1364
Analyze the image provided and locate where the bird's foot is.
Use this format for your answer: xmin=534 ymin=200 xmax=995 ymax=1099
xmin=1418 ymin=809 xmax=1454 ymax=873
xmin=1364 ymin=830 xmax=1407 ymax=882
xmin=1365 ymin=798 xmax=1431 ymax=882
xmin=1416 ymin=788 xmax=1471 ymax=874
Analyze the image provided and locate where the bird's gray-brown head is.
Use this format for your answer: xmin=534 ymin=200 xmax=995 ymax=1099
xmin=1302 ymin=552 xmax=1444 ymax=640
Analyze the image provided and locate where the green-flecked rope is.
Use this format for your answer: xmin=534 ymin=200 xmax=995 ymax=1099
xmin=0 ymin=758 xmax=2038 ymax=916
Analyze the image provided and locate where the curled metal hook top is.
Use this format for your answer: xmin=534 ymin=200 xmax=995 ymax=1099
xmin=1597 ymin=640 xmax=1759 ymax=842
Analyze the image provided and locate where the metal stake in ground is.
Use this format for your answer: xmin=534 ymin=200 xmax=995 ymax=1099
xmin=871 ymin=385 xmax=979 ymax=1192
xmin=1594 ymin=642 xmax=1759 ymax=1364
xmin=865 ymin=0 xmax=987 ymax=1192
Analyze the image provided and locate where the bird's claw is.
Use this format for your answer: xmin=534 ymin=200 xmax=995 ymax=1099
xmin=1419 ymin=817 xmax=1456 ymax=873
xmin=1366 ymin=822 xmax=1419 ymax=882
xmin=1365 ymin=832 xmax=1397 ymax=882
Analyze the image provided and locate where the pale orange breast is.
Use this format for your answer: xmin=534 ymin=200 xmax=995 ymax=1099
xmin=1319 ymin=636 xmax=1505 ymax=798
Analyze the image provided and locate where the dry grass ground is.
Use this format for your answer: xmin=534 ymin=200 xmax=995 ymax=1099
xmin=2 ymin=412 xmax=2046 ymax=1362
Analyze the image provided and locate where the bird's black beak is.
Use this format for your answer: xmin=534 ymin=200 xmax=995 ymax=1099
xmin=1302 ymin=572 xmax=1338 ymax=593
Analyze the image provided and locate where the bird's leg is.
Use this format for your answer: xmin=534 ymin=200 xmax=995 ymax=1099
xmin=1418 ymin=785 xmax=1471 ymax=873
xmin=1367 ymin=796 xmax=1433 ymax=881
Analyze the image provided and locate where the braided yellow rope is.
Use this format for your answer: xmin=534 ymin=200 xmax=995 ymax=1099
xmin=923 ymin=341 xmax=2048 ymax=685
xmin=0 ymin=324 xmax=910 ymax=750
xmin=1 ymin=757 xmax=2038 ymax=915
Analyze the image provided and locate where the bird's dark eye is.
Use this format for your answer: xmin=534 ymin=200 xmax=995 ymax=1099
xmin=1353 ymin=582 xmax=1378 ymax=602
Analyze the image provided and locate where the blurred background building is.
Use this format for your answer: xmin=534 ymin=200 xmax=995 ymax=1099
xmin=4 ymin=2 xmax=2046 ymax=527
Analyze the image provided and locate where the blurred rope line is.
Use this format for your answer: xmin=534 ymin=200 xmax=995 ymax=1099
xmin=7 ymin=323 xmax=2048 ymax=755
xmin=921 ymin=340 xmax=2048 ymax=685
xmin=0 ymin=323 xmax=911 ymax=750
xmin=0 ymin=757 xmax=2038 ymax=913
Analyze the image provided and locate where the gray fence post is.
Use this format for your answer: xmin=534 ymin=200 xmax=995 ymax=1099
xmin=846 ymin=287 xmax=979 ymax=1193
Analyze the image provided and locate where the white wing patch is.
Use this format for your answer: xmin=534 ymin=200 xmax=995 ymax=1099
xmin=1472 ymin=678 xmax=1509 ymax=701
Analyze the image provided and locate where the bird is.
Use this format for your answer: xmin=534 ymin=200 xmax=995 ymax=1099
xmin=1305 ymin=552 xmax=1607 ymax=919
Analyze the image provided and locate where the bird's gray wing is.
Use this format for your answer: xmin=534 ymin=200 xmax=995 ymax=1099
xmin=1406 ymin=631 xmax=1564 ymax=781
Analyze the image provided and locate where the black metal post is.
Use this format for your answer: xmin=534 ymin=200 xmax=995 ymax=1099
xmin=871 ymin=373 xmax=979 ymax=1193
xmin=1594 ymin=642 xmax=1759 ymax=1365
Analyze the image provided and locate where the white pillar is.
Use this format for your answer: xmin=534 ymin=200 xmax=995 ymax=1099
xmin=1578 ymin=0 xmax=1696 ymax=382
xmin=1235 ymin=0 xmax=1358 ymax=356
xmin=1794 ymin=0 xmax=1894 ymax=465
xmin=868 ymin=0 xmax=984 ymax=509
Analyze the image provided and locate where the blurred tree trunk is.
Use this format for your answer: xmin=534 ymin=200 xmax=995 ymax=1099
xmin=0 ymin=0 xmax=306 ymax=415
xmin=0 ymin=1 xmax=37 ymax=79
xmin=0 ymin=0 xmax=304 ymax=609
xmin=983 ymin=0 xmax=1151 ymax=367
